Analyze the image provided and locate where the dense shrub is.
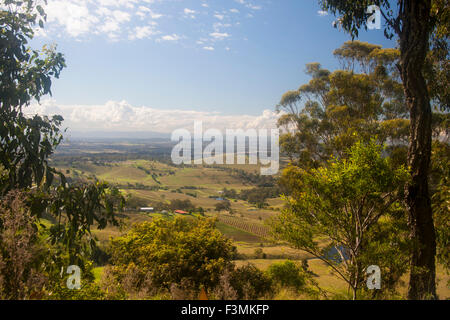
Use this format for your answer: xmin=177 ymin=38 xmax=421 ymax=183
xmin=0 ymin=191 xmax=48 ymax=299
xmin=108 ymin=217 xmax=236 ymax=295
xmin=48 ymin=282 xmax=107 ymax=300
xmin=266 ymin=260 xmax=307 ymax=291
xmin=228 ymin=264 xmax=273 ymax=300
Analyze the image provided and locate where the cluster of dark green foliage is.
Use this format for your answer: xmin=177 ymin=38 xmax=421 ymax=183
xmin=219 ymin=186 xmax=281 ymax=208
xmin=214 ymin=200 xmax=232 ymax=213
xmin=169 ymin=199 xmax=196 ymax=212
xmin=238 ymin=186 xmax=281 ymax=208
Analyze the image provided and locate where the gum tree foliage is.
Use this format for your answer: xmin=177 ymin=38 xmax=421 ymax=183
xmin=270 ymin=140 xmax=410 ymax=300
xmin=275 ymin=41 xmax=415 ymax=299
xmin=0 ymin=0 xmax=124 ymax=275
xmin=318 ymin=0 xmax=448 ymax=300
xmin=277 ymin=41 xmax=409 ymax=170
xmin=0 ymin=0 xmax=65 ymax=194
xmin=425 ymin=0 xmax=449 ymax=113
xmin=430 ymin=141 xmax=449 ymax=272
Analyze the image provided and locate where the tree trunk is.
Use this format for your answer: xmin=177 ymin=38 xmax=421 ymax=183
xmin=398 ymin=0 xmax=437 ymax=300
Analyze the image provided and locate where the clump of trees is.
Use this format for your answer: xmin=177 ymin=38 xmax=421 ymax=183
xmin=220 ymin=186 xmax=281 ymax=208
xmin=239 ymin=186 xmax=281 ymax=208
xmin=169 ymin=199 xmax=196 ymax=212
xmin=125 ymin=197 xmax=201 ymax=214
xmin=215 ymin=200 xmax=232 ymax=213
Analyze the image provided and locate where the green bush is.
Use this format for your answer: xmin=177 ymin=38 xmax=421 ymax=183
xmin=229 ymin=264 xmax=273 ymax=299
xmin=266 ymin=260 xmax=307 ymax=291
xmin=254 ymin=248 xmax=266 ymax=259
xmin=47 ymin=282 xmax=107 ymax=300
xmin=109 ymin=217 xmax=236 ymax=294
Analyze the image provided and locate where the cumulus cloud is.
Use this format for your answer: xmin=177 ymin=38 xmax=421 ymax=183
xmin=27 ymin=99 xmax=281 ymax=133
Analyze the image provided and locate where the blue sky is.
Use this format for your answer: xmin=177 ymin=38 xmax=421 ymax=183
xmin=29 ymin=0 xmax=396 ymax=133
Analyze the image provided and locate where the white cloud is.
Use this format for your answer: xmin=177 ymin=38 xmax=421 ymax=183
xmin=203 ymin=46 xmax=215 ymax=51
xmin=318 ymin=10 xmax=328 ymax=16
xmin=184 ymin=8 xmax=195 ymax=14
xmin=247 ymin=4 xmax=261 ymax=10
xmin=28 ymin=99 xmax=281 ymax=133
xmin=158 ymin=34 xmax=181 ymax=41
xmin=45 ymin=1 xmax=99 ymax=38
xmin=129 ymin=25 xmax=158 ymax=40
xmin=183 ymin=8 xmax=196 ymax=19
xmin=210 ymin=32 xmax=230 ymax=40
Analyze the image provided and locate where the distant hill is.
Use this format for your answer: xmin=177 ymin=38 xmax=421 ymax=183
xmin=64 ymin=130 xmax=171 ymax=141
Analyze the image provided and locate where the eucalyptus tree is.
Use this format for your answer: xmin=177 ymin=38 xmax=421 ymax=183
xmin=314 ymin=0 xmax=448 ymax=299
xmin=277 ymin=41 xmax=408 ymax=170
xmin=271 ymin=140 xmax=410 ymax=299
xmin=0 ymin=1 xmax=124 ymax=281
